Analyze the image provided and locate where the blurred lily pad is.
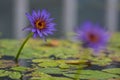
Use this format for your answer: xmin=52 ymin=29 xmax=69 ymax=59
xmin=59 ymin=63 xmax=70 ymax=69
xmin=91 ymin=57 xmax=112 ymax=66
xmin=0 ymin=70 xmax=8 ymax=77
xmin=103 ymin=68 xmax=120 ymax=74
xmin=37 ymin=68 xmax=64 ymax=74
xmin=65 ymin=60 xmax=88 ymax=65
xmin=64 ymin=70 xmax=120 ymax=79
xmin=38 ymin=60 xmax=59 ymax=68
xmin=11 ymin=66 xmax=28 ymax=72
xmin=32 ymin=59 xmax=50 ymax=63
xmin=30 ymin=76 xmax=72 ymax=80
xmin=9 ymin=72 xmax=21 ymax=79
xmin=0 ymin=70 xmax=21 ymax=79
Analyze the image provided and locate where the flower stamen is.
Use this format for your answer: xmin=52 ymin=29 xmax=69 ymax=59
xmin=88 ymin=33 xmax=98 ymax=43
xmin=35 ymin=20 xmax=46 ymax=30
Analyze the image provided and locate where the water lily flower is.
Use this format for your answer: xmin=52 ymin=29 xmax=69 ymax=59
xmin=15 ymin=9 xmax=56 ymax=63
xmin=24 ymin=9 xmax=56 ymax=39
xmin=75 ymin=21 xmax=110 ymax=52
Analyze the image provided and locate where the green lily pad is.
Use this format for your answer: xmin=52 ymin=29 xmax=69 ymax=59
xmin=0 ymin=70 xmax=21 ymax=79
xmin=37 ymin=68 xmax=64 ymax=74
xmin=40 ymin=76 xmax=72 ymax=80
xmin=32 ymin=59 xmax=50 ymax=63
xmin=0 ymin=70 xmax=8 ymax=77
xmin=59 ymin=63 xmax=70 ymax=69
xmin=30 ymin=71 xmax=51 ymax=78
xmin=103 ymin=68 xmax=120 ymax=74
xmin=91 ymin=57 xmax=112 ymax=66
xmin=11 ymin=66 xmax=28 ymax=72
xmin=38 ymin=60 xmax=59 ymax=68
xmin=64 ymin=70 xmax=120 ymax=79
xmin=30 ymin=76 xmax=72 ymax=80
xmin=9 ymin=72 xmax=21 ymax=79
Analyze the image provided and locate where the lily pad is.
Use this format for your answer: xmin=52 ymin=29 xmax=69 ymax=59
xmin=9 ymin=72 xmax=21 ymax=79
xmin=30 ymin=76 xmax=72 ymax=80
xmin=64 ymin=70 xmax=120 ymax=79
xmin=32 ymin=59 xmax=50 ymax=63
xmin=0 ymin=70 xmax=8 ymax=77
xmin=11 ymin=66 xmax=28 ymax=72
xmin=103 ymin=68 xmax=120 ymax=74
xmin=59 ymin=63 xmax=70 ymax=69
xmin=91 ymin=57 xmax=112 ymax=66
xmin=37 ymin=68 xmax=64 ymax=74
xmin=0 ymin=70 xmax=21 ymax=79
xmin=38 ymin=60 xmax=59 ymax=68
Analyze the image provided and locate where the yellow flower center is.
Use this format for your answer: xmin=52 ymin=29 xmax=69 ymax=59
xmin=35 ymin=20 xmax=46 ymax=30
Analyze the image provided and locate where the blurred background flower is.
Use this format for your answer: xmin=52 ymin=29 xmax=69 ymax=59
xmin=75 ymin=21 xmax=110 ymax=52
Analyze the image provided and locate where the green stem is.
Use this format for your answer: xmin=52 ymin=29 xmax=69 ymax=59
xmin=15 ymin=32 xmax=33 ymax=63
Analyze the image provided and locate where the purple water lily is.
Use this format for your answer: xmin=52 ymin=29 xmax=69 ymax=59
xmin=76 ymin=21 xmax=110 ymax=52
xmin=15 ymin=9 xmax=56 ymax=63
xmin=24 ymin=9 xmax=56 ymax=39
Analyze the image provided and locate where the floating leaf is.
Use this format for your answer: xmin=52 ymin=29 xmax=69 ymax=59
xmin=31 ymin=71 xmax=51 ymax=77
xmin=11 ymin=66 xmax=28 ymax=72
xmin=38 ymin=68 xmax=64 ymax=74
xmin=64 ymin=70 xmax=119 ymax=79
xmin=30 ymin=76 xmax=72 ymax=80
xmin=103 ymin=68 xmax=120 ymax=75
xmin=30 ymin=77 xmax=42 ymax=80
xmin=38 ymin=61 xmax=59 ymax=68
xmin=42 ymin=76 xmax=72 ymax=80
xmin=59 ymin=63 xmax=69 ymax=69
xmin=65 ymin=60 xmax=88 ymax=65
xmin=0 ymin=70 xmax=21 ymax=79
xmin=9 ymin=72 xmax=21 ymax=79
xmin=56 ymin=60 xmax=65 ymax=64
xmin=32 ymin=59 xmax=50 ymax=63
xmin=0 ymin=70 xmax=8 ymax=77
xmin=91 ymin=58 xmax=112 ymax=66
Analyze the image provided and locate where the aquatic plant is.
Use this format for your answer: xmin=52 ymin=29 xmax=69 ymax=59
xmin=75 ymin=21 xmax=110 ymax=53
xmin=15 ymin=9 xmax=56 ymax=63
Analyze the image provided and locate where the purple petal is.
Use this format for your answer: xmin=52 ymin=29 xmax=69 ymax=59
xmin=26 ymin=13 xmax=33 ymax=22
xmin=41 ymin=9 xmax=47 ymax=19
xmin=33 ymin=33 xmax=37 ymax=38
xmin=42 ymin=31 xmax=48 ymax=36
xmin=47 ymin=23 xmax=56 ymax=28
xmin=37 ymin=29 xmax=43 ymax=38
xmin=22 ymin=27 xmax=32 ymax=31
xmin=25 ymin=13 xmax=35 ymax=27
xmin=31 ymin=28 xmax=37 ymax=32
xmin=32 ymin=10 xmax=38 ymax=18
